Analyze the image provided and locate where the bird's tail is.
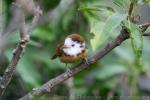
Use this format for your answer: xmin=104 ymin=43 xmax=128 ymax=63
xmin=51 ymin=54 xmax=58 ymax=60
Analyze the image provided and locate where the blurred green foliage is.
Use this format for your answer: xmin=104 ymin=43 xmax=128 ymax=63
xmin=1 ymin=0 xmax=150 ymax=99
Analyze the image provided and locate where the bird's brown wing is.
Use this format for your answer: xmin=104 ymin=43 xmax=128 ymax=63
xmin=51 ymin=42 xmax=64 ymax=60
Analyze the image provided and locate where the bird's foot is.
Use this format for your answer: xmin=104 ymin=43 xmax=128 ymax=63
xmin=66 ymin=68 xmax=72 ymax=77
xmin=65 ymin=64 xmax=72 ymax=77
xmin=83 ymin=58 xmax=89 ymax=65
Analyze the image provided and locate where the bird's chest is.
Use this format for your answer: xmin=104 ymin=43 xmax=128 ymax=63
xmin=60 ymin=49 xmax=87 ymax=63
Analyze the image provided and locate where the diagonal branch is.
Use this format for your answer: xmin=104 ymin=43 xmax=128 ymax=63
xmin=143 ymin=32 xmax=150 ymax=36
xmin=0 ymin=2 xmax=42 ymax=96
xmin=20 ymin=23 xmax=150 ymax=100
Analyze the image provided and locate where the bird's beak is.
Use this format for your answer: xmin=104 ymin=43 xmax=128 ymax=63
xmin=63 ymin=45 xmax=71 ymax=48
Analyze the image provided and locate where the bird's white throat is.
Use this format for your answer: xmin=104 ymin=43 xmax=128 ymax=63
xmin=63 ymin=38 xmax=85 ymax=56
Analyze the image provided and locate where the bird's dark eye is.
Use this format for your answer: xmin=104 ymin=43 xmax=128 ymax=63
xmin=80 ymin=45 xmax=83 ymax=48
xmin=72 ymin=44 xmax=75 ymax=47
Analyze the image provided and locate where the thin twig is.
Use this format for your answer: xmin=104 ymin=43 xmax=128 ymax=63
xmin=128 ymin=1 xmax=138 ymax=23
xmin=0 ymin=1 xmax=42 ymax=96
xmin=20 ymin=23 xmax=150 ymax=100
xmin=143 ymin=32 xmax=150 ymax=36
xmin=128 ymin=2 xmax=134 ymax=19
xmin=139 ymin=22 xmax=150 ymax=28
xmin=0 ymin=7 xmax=28 ymax=96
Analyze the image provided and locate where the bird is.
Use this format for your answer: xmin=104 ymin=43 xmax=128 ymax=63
xmin=51 ymin=33 xmax=88 ymax=64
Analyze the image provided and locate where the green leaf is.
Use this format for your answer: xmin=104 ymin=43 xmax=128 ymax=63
xmin=113 ymin=0 xmax=130 ymax=8
xmin=90 ymin=13 xmax=127 ymax=51
xmin=79 ymin=6 xmax=102 ymax=11
xmin=101 ymin=13 xmax=126 ymax=40
xmin=79 ymin=0 xmax=117 ymax=14
xmin=114 ymin=46 xmax=134 ymax=61
xmin=62 ymin=5 xmax=75 ymax=31
xmin=25 ymin=48 xmax=65 ymax=70
xmin=125 ymin=21 xmax=143 ymax=72
xmin=79 ymin=6 xmax=116 ymax=13
xmin=90 ymin=21 xmax=105 ymax=51
xmin=17 ymin=58 xmax=41 ymax=87
xmin=32 ymin=27 xmax=55 ymax=41
xmin=96 ymin=65 xmax=127 ymax=80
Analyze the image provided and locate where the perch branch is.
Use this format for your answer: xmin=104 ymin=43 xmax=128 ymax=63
xmin=0 ymin=2 xmax=42 ymax=96
xmin=20 ymin=23 xmax=150 ymax=100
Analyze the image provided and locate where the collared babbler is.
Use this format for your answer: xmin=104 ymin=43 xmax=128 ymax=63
xmin=51 ymin=34 xmax=88 ymax=63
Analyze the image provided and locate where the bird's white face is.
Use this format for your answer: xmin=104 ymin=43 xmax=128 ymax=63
xmin=63 ymin=38 xmax=85 ymax=56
